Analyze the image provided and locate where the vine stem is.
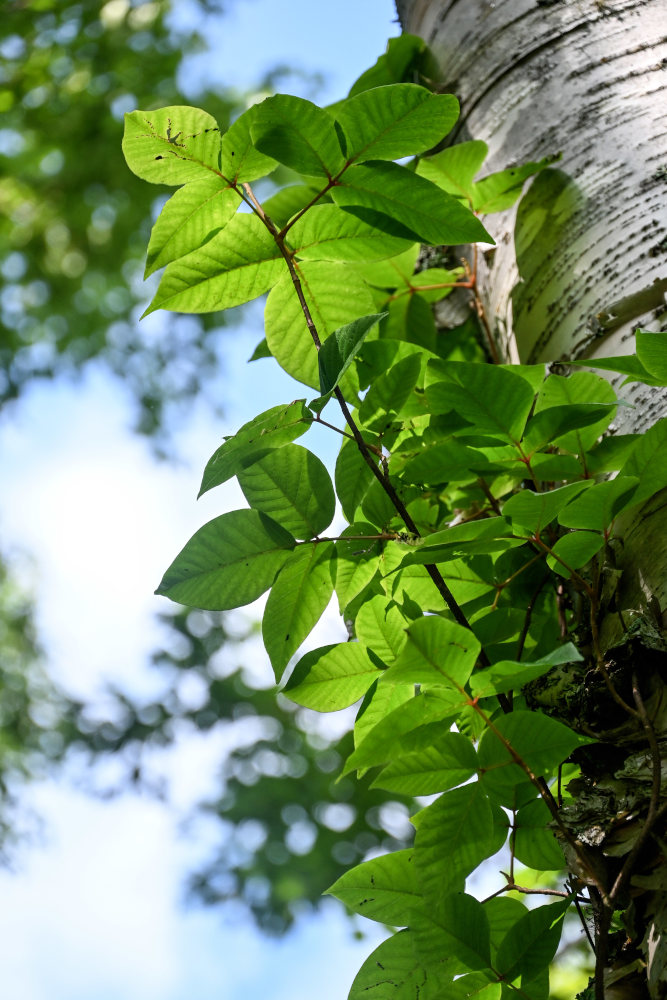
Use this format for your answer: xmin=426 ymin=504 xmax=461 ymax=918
xmin=242 ymin=182 xmax=491 ymax=653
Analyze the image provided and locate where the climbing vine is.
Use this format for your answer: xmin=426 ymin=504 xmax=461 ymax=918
xmin=123 ymin=36 xmax=666 ymax=1000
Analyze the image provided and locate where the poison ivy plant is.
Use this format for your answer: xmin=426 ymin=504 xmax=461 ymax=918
xmin=124 ymin=37 xmax=667 ymax=1000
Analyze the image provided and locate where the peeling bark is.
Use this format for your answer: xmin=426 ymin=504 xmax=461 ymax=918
xmin=396 ymin=2 xmax=667 ymax=996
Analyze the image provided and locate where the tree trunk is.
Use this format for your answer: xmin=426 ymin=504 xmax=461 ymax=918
xmin=396 ymin=2 xmax=666 ymax=997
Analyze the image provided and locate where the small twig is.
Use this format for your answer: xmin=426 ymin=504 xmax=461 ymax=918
xmin=569 ymin=881 xmax=597 ymax=955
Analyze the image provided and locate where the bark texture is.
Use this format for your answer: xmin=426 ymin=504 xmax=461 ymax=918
xmin=396 ymin=2 xmax=667 ymax=997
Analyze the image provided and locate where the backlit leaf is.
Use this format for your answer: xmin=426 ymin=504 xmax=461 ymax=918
xmin=199 ymin=400 xmax=311 ymax=497
xmin=412 ymin=894 xmax=492 ymax=972
xmin=283 ymin=642 xmax=381 ymax=711
xmin=123 ymin=105 xmax=221 ymax=185
xmin=219 ymin=105 xmax=278 ymax=182
xmin=156 ymin=510 xmax=295 ymax=610
xmin=237 ymin=443 xmax=335 ymax=538
xmin=291 ymin=205 xmax=412 ymax=261
xmin=262 ymin=542 xmax=334 ymax=681
xmin=495 ymin=899 xmax=570 ymax=984
xmin=382 ymin=615 xmax=480 ymax=691
xmin=264 ymin=262 xmax=376 ymax=389
xmin=145 ymin=176 xmax=240 ymax=277
xmin=326 ymin=849 xmax=422 ymax=924
xmin=144 ymin=213 xmax=283 ymax=316
xmin=426 ymin=362 xmax=535 ymax=442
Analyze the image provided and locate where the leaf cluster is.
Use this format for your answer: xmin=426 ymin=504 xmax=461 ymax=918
xmin=123 ymin=43 xmax=667 ymax=998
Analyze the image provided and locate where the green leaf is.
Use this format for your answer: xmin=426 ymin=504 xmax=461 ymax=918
xmin=348 ymin=34 xmax=433 ymax=97
xmin=469 ymin=643 xmax=584 ymax=699
xmin=334 ymin=521 xmax=382 ymax=612
xmin=477 ymin=711 xmax=591 ymax=805
xmin=264 ymin=262 xmax=376 ymax=389
xmin=262 ymin=542 xmax=334 ymax=681
xmin=557 ymin=477 xmax=639 ymax=532
xmin=359 ymin=353 xmax=423 ymax=432
xmin=396 ymin=519 xmax=518 ymax=568
xmin=412 ymin=893 xmax=492 ymax=972
xmin=237 ymin=443 xmax=335 ymax=538
xmin=382 ymin=614 xmax=481 ymax=691
xmin=291 ymin=204 xmax=412 ymax=262
xmin=355 ymin=595 xmax=408 ymax=664
xmin=219 ymin=105 xmax=278 ymax=182
xmin=522 ymin=403 xmax=617 ymax=455
xmin=619 ymin=418 xmax=667 ymax=505
xmin=335 ymin=84 xmax=459 ymax=163
xmin=401 ymin=440 xmax=490 ymax=486
xmin=414 ymin=784 xmax=500 ymax=902
xmin=471 ymin=155 xmax=560 ymax=214
xmin=262 ymin=184 xmax=321 ymax=228
xmin=331 ymin=162 xmax=493 ymax=247
xmin=345 ymin=691 xmax=457 ymax=775
xmin=502 ymin=481 xmax=592 ymax=533
xmin=513 ymin=799 xmax=566 ymax=871
xmin=250 ymin=94 xmax=344 ymax=178
xmin=495 ymin=899 xmax=570 ymax=984
xmin=145 ymin=176 xmax=240 ymax=277
xmin=143 ymin=213 xmax=283 ymax=316
xmin=426 ymin=362 xmax=536 ymax=442
xmin=326 ymin=849 xmax=422 ymax=924
xmin=533 ymin=372 xmax=616 ymax=452
xmin=283 ymin=641 xmax=381 ymax=711
xmin=122 ymin=105 xmax=221 ymax=185
xmin=156 ymin=510 xmax=295 ymax=610
xmin=349 ymin=930 xmax=453 ymax=1000
xmin=571 ymin=353 xmax=661 ymax=385
xmin=199 ymin=400 xmax=311 ymax=497
xmin=373 ymin=727 xmax=478 ymax=796
xmin=636 ymin=330 xmax=667 ymax=384
xmin=417 ymin=141 xmax=488 ymax=204
xmin=335 ymin=438 xmax=378 ymax=523
xmin=317 ymin=313 xmax=385 ymax=397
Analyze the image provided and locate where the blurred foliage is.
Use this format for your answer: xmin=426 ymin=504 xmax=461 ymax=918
xmin=68 ymin=607 xmax=414 ymax=934
xmin=1 ymin=0 xmax=243 ymax=440
xmin=0 ymin=555 xmax=77 ymax=854
xmin=0 ymin=4 xmax=413 ymax=935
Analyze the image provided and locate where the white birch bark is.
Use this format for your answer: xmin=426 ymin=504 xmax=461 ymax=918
xmin=396 ymin=3 xmax=667 ymax=995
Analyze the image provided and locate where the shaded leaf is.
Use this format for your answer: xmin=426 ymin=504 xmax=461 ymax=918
xmin=331 ymin=161 xmax=492 ymax=247
xmin=412 ymin=893 xmax=492 ymax=972
xmin=495 ymin=899 xmax=570 ymax=984
xmin=502 ymin=481 xmax=592 ymax=533
xmin=373 ymin=727 xmax=478 ymax=796
xmin=426 ymin=362 xmax=535 ymax=442
xmin=250 ymin=94 xmax=344 ymax=178
xmin=513 ymin=799 xmax=565 ymax=871
xmin=557 ymin=477 xmax=639 ymax=532
xmin=317 ymin=313 xmax=386 ymax=397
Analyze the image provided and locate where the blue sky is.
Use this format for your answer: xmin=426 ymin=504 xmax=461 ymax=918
xmin=0 ymin=2 xmax=400 ymax=998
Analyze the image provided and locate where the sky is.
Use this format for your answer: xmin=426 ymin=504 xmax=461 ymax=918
xmin=0 ymin=2 xmax=400 ymax=998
